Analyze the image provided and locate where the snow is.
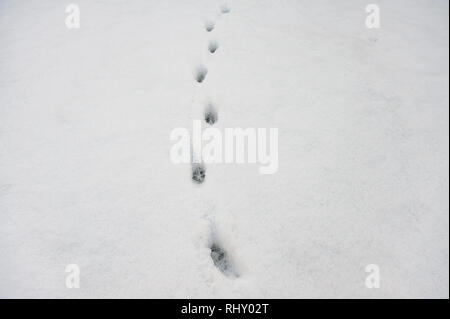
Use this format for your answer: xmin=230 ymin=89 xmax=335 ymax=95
xmin=0 ymin=0 xmax=448 ymax=298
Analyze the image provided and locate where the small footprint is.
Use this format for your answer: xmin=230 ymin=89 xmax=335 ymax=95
xmin=195 ymin=65 xmax=208 ymax=83
xmin=207 ymin=220 xmax=239 ymax=278
xmin=210 ymin=243 xmax=238 ymax=278
xmin=204 ymin=102 xmax=218 ymax=125
xmin=208 ymin=40 xmax=219 ymax=54
xmin=220 ymin=4 xmax=231 ymax=14
xmin=205 ymin=20 xmax=215 ymax=32
xmin=192 ymin=163 xmax=206 ymax=183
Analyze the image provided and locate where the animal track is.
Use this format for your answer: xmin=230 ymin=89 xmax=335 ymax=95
xmin=191 ymin=5 xmax=237 ymax=278
xmin=205 ymin=20 xmax=215 ymax=32
xmin=195 ymin=65 xmax=208 ymax=83
xmin=192 ymin=163 xmax=206 ymax=183
xmin=220 ymin=4 xmax=231 ymax=14
xmin=204 ymin=103 xmax=218 ymax=125
xmin=210 ymin=243 xmax=238 ymax=278
xmin=208 ymin=40 xmax=219 ymax=54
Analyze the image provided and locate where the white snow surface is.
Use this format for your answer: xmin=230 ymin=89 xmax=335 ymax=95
xmin=0 ymin=0 xmax=448 ymax=298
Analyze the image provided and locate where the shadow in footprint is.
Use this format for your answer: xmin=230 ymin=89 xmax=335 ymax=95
xmin=210 ymin=243 xmax=238 ymax=278
xmin=206 ymin=218 xmax=239 ymax=278
xmin=205 ymin=20 xmax=215 ymax=32
xmin=192 ymin=163 xmax=206 ymax=184
xmin=208 ymin=40 xmax=219 ymax=54
xmin=195 ymin=65 xmax=208 ymax=83
xmin=204 ymin=103 xmax=218 ymax=125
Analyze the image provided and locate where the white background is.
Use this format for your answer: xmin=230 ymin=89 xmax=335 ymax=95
xmin=0 ymin=0 xmax=448 ymax=298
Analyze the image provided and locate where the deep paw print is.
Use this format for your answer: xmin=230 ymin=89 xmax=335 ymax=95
xmin=204 ymin=102 xmax=218 ymax=125
xmin=210 ymin=243 xmax=238 ymax=278
xmin=192 ymin=163 xmax=206 ymax=183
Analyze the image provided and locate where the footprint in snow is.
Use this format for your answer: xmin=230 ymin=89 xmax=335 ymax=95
xmin=220 ymin=4 xmax=231 ymax=14
xmin=210 ymin=242 xmax=238 ymax=278
xmin=192 ymin=163 xmax=206 ymax=184
xmin=208 ymin=40 xmax=219 ymax=54
xmin=205 ymin=20 xmax=215 ymax=32
xmin=195 ymin=65 xmax=208 ymax=83
xmin=204 ymin=102 xmax=218 ymax=125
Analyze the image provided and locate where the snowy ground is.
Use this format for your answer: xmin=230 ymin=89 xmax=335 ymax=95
xmin=0 ymin=0 xmax=448 ymax=298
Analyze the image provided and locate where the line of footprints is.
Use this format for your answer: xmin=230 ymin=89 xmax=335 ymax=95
xmin=191 ymin=4 xmax=238 ymax=278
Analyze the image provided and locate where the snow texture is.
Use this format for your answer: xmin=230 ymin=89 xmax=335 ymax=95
xmin=0 ymin=0 xmax=448 ymax=298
